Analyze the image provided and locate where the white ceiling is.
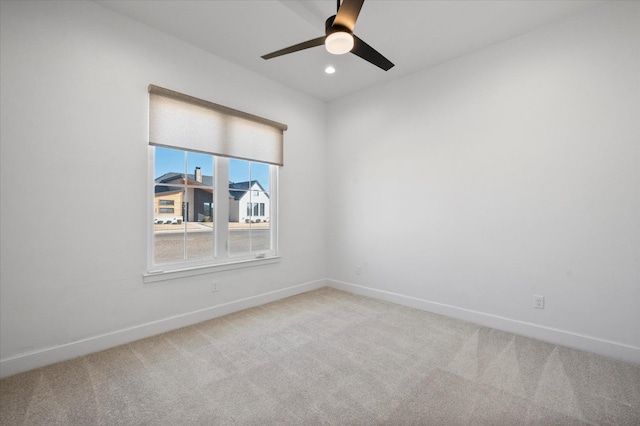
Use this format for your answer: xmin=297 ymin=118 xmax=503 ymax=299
xmin=96 ymin=0 xmax=605 ymax=102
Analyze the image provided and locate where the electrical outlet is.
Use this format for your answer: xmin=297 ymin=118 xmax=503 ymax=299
xmin=211 ymin=281 xmax=219 ymax=292
xmin=534 ymin=295 xmax=544 ymax=309
xmin=356 ymin=265 xmax=361 ymax=275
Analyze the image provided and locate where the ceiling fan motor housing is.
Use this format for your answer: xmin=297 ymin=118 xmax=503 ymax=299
xmin=325 ymin=15 xmax=351 ymax=36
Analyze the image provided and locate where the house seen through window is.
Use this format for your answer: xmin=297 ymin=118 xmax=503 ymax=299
xmin=153 ymin=147 xmax=274 ymax=265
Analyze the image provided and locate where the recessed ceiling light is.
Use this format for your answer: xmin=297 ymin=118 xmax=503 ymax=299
xmin=325 ymin=66 xmax=336 ymax=74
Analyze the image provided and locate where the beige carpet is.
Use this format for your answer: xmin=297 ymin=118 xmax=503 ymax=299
xmin=1 ymin=287 xmax=639 ymax=425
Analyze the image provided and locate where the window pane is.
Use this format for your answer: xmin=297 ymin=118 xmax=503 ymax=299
xmin=228 ymin=159 xmax=271 ymax=254
xmin=154 ymin=185 xmax=183 ymax=221
xmin=154 ymin=186 xmax=185 ymax=264
xmin=229 ymin=158 xmax=250 ymax=184
xmin=184 ymin=187 xmax=214 ymax=223
xmin=252 ymin=218 xmax=270 ymax=251
xmin=251 ymin=162 xmax=270 ymax=192
xmin=228 ymin=158 xmax=250 ymax=252
xmin=186 ymin=188 xmax=213 ymax=260
xmin=253 ymin=191 xmax=270 ymax=251
xmin=155 ymin=147 xmax=185 ymax=180
xmin=187 ymin=152 xmax=213 ymax=186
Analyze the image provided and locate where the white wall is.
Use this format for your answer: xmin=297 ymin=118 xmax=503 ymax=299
xmin=0 ymin=0 xmax=327 ymax=376
xmin=327 ymin=2 xmax=639 ymax=363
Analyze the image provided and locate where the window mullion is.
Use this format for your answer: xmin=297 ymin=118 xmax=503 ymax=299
xmin=214 ymin=157 xmax=230 ymax=259
xmin=182 ymin=152 xmax=188 ymax=261
xmin=270 ymin=165 xmax=278 ymax=254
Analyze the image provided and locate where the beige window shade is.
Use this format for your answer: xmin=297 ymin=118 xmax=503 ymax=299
xmin=149 ymin=85 xmax=287 ymax=166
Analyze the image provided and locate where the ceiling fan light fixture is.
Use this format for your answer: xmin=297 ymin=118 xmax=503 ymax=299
xmin=325 ymin=31 xmax=354 ymax=55
xmin=261 ymin=0 xmax=394 ymax=71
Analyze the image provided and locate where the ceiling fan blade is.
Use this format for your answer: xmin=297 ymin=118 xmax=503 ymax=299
xmin=333 ymin=0 xmax=364 ymax=32
xmin=351 ymin=35 xmax=394 ymax=71
xmin=261 ymin=36 xmax=326 ymax=60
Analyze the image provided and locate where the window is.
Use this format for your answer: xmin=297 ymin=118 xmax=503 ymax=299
xmin=147 ymin=85 xmax=286 ymax=277
xmin=245 ymin=202 xmax=266 ymax=218
xmin=246 ymin=203 xmax=265 ymax=217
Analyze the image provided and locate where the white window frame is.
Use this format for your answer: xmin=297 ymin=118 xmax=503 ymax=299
xmin=144 ymin=149 xmax=280 ymax=284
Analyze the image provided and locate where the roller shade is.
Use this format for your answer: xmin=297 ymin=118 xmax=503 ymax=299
xmin=149 ymin=85 xmax=287 ymax=166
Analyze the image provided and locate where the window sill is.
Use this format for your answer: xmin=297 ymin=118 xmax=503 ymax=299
xmin=143 ymin=256 xmax=281 ymax=284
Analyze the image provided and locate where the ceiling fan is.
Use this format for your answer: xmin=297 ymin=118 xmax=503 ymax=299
xmin=261 ymin=0 xmax=394 ymax=71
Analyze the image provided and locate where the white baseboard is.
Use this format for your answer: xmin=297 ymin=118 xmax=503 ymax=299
xmin=3 ymin=278 xmax=636 ymax=378
xmin=0 ymin=279 xmax=327 ymax=378
xmin=328 ymin=279 xmax=640 ymax=366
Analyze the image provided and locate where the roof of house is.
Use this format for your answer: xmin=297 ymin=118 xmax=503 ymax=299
xmin=229 ymin=180 xmax=267 ymax=201
xmin=155 ymin=172 xmax=214 ymax=187
xmin=154 ymin=186 xmax=182 ymax=195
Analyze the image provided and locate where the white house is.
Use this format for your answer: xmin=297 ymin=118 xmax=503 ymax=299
xmin=229 ymin=180 xmax=270 ymax=223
